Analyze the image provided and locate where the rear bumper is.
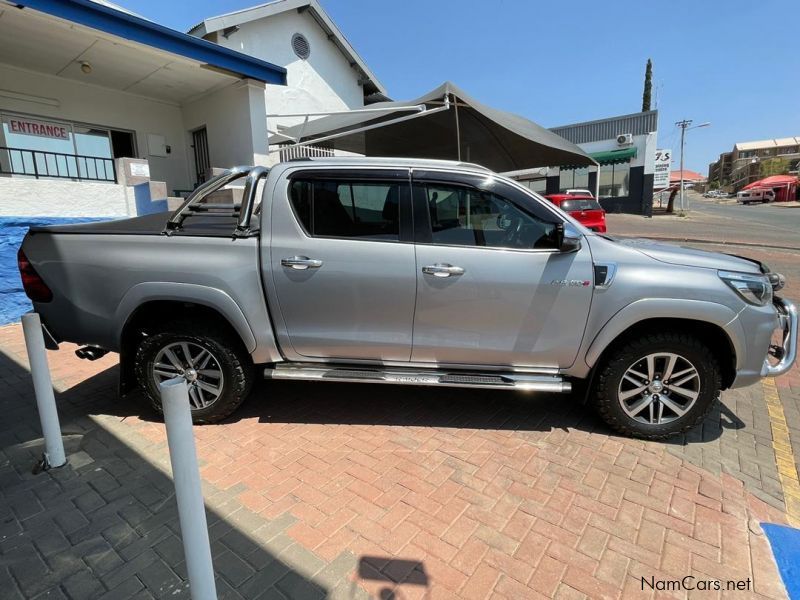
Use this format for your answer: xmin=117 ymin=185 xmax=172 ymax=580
xmin=762 ymin=298 xmax=797 ymax=377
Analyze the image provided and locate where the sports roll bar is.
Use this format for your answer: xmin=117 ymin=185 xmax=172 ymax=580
xmin=235 ymin=166 xmax=269 ymax=238
xmin=164 ymin=165 xmax=269 ymax=236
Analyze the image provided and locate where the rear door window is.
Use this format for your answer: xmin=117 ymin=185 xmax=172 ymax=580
xmin=289 ymin=179 xmax=403 ymax=241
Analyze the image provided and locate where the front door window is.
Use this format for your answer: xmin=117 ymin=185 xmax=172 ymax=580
xmin=420 ymin=182 xmax=558 ymax=249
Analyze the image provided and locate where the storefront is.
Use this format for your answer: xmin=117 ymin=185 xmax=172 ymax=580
xmin=550 ymin=111 xmax=658 ymax=215
xmin=509 ymin=111 xmax=658 ymax=215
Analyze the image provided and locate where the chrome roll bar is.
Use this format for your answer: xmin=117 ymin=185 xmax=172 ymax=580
xmin=235 ymin=166 xmax=269 ymax=237
xmin=164 ymin=165 xmax=269 ymax=236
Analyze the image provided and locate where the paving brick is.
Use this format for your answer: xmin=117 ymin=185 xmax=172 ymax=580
xmin=1 ymin=320 xmax=797 ymax=600
xmin=62 ymin=566 xmax=107 ymax=599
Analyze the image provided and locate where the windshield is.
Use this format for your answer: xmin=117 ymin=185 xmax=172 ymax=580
xmin=561 ymin=199 xmax=602 ymax=211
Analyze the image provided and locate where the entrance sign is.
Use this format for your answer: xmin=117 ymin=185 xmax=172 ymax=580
xmin=653 ymin=149 xmax=671 ymax=188
xmin=8 ymin=118 xmax=70 ymax=140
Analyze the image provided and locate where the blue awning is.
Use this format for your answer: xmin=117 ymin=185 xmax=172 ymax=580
xmin=16 ymin=0 xmax=287 ymax=85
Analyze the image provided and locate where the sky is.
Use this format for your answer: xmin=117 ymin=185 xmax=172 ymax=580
xmin=126 ymin=0 xmax=800 ymax=174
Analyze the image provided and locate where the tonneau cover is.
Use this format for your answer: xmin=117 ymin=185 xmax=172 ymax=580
xmin=28 ymin=212 xmax=260 ymax=238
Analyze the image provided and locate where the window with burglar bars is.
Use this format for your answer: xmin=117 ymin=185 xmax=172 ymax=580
xmin=279 ymin=143 xmax=335 ymax=162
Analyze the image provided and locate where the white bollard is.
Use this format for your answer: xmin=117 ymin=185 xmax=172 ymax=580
xmin=21 ymin=312 xmax=66 ymax=469
xmin=160 ymin=377 xmax=217 ymax=600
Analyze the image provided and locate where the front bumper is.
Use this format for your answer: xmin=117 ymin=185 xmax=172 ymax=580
xmin=762 ymin=297 xmax=797 ymax=377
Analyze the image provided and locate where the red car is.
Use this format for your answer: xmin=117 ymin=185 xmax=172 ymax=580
xmin=544 ymin=194 xmax=607 ymax=233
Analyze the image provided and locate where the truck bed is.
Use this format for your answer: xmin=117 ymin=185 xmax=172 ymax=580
xmin=28 ymin=212 xmax=259 ymax=238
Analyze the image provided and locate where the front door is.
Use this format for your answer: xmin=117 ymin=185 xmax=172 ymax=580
xmin=269 ymin=169 xmax=417 ymax=362
xmin=191 ymin=127 xmax=209 ymax=186
xmin=410 ymin=172 xmax=594 ymax=369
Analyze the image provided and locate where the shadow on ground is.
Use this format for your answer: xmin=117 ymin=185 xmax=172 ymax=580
xmin=72 ymin=360 xmax=740 ymax=447
xmin=0 ymin=349 xmax=346 ymax=599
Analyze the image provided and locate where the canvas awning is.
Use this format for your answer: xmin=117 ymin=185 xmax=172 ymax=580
xmin=271 ymin=81 xmax=596 ymax=172
xmin=590 ymin=147 xmax=637 ymax=165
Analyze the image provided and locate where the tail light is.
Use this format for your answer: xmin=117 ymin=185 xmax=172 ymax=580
xmin=17 ymin=248 xmax=53 ymax=302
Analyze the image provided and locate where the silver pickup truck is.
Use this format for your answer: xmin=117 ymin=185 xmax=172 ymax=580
xmin=18 ymin=157 xmax=797 ymax=439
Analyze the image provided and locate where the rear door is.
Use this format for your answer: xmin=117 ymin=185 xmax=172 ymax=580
xmin=410 ymin=171 xmax=594 ymax=368
xmin=268 ymin=168 xmax=417 ymax=362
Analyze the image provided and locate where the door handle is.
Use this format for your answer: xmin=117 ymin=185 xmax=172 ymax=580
xmin=422 ymin=263 xmax=465 ymax=277
xmin=281 ymin=256 xmax=323 ymax=270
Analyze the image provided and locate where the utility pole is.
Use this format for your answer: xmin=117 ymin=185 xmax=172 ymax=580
xmin=675 ymin=119 xmax=711 ymax=213
xmin=676 ymin=119 xmax=691 ymax=213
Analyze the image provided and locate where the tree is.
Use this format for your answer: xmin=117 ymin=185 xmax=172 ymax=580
xmin=642 ymin=59 xmax=653 ymax=112
xmin=759 ymin=157 xmax=790 ymax=178
xmin=666 ymin=186 xmax=677 ymax=213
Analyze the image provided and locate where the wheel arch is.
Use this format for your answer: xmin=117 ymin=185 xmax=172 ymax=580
xmin=585 ymin=300 xmax=743 ymax=390
xmin=116 ymin=284 xmax=258 ymax=396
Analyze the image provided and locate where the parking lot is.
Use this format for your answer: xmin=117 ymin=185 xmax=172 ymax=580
xmin=1 ymin=199 xmax=798 ymax=599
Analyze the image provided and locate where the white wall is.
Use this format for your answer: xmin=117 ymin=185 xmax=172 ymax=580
xmin=0 ymin=64 xmax=192 ymax=192
xmin=0 ymin=178 xmax=130 ymax=217
xmin=210 ymin=10 xmax=365 ymax=143
xmin=181 ymin=79 xmax=269 ymax=173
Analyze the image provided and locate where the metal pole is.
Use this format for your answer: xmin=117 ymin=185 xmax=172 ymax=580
xmin=160 ymin=378 xmax=217 ymax=600
xmin=21 ymin=312 xmax=66 ymax=469
xmin=454 ymin=94 xmax=462 ymax=162
xmin=679 ymin=121 xmax=687 ymax=213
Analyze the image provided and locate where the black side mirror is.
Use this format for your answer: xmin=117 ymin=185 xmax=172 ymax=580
xmin=555 ymin=222 xmax=582 ymax=253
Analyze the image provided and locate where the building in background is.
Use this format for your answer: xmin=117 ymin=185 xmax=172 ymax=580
xmin=0 ymin=0 xmax=286 ymax=217
xmin=189 ymin=0 xmax=388 ymax=165
xmin=510 ymin=111 xmax=658 ymax=215
xmin=707 ymin=151 xmax=732 ymax=188
xmin=708 ymin=137 xmax=800 ymax=191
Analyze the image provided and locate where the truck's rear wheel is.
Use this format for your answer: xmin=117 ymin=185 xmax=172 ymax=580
xmin=134 ymin=323 xmax=254 ymax=424
xmin=593 ymin=332 xmax=720 ymax=439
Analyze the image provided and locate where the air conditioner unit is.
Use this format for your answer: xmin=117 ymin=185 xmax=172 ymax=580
xmin=616 ymin=133 xmax=633 ymax=146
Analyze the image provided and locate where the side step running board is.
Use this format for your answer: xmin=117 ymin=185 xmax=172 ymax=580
xmin=265 ymin=364 xmax=570 ymax=393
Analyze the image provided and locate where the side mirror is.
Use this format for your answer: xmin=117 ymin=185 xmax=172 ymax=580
xmin=555 ymin=222 xmax=582 ymax=253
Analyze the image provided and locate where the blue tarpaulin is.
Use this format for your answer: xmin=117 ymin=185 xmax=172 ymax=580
xmin=0 ymin=217 xmax=107 ymax=325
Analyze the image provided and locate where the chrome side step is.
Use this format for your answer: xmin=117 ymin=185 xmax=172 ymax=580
xmin=265 ymin=364 xmax=570 ymax=393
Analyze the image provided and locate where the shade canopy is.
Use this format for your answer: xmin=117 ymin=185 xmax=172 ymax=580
xmin=591 ymin=148 xmax=637 ymax=165
xmin=742 ymin=175 xmax=798 ymax=190
xmin=272 ymin=81 xmax=596 ymax=172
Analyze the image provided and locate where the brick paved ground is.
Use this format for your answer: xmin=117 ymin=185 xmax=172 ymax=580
xmin=0 ymin=322 xmax=793 ymax=599
xmin=609 ymin=207 xmax=800 ymax=519
xmin=2 ymin=193 xmax=798 ymax=599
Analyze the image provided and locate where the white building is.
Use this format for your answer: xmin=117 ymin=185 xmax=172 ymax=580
xmin=510 ymin=111 xmax=659 ymax=215
xmin=0 ymin=0 xmax=288 ymax=217
xmin=188 ymin=0 xmax=388 ymax=164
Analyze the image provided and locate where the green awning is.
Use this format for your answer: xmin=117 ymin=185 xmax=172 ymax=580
xmin=590 ymin=147 xmax=637 ymax=165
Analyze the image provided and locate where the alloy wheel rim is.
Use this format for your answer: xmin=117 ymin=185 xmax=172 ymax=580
xmin=152 ymin=341 xmax=224 ymax=409
xmin=618 ymin=352 xmax=700 ymax=425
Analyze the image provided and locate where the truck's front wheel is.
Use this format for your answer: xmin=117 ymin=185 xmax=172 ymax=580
xmin=134 ymin=323 xmax=254 ymax=424
xmin=593 ymin=332 xmax=721 ymax=439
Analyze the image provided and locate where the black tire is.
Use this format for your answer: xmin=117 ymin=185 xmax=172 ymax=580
xmin=134 ymin=321 xmax=254 ymax=424
xmin=593 ymin=332 xmax=720 ymax=440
